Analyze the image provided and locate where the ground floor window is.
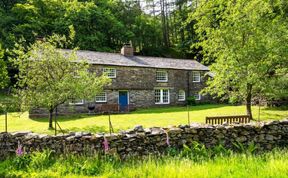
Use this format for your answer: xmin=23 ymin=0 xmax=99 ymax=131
xmin=69 ymin=99 xmax=84 ymax=105
xmin=95 ymin=92 xmax=107 ymax=102
xmin=178 ymin=90 xmax=185 ymax=101
xmin=194 ymin=93 xmax=201 ymax=101
xmin=155 ymin=89 xmax=170 ymax=104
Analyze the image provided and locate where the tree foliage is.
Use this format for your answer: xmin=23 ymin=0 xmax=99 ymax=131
xmin=192 ymin=0 xmax=288 ymax=118
xmin=0 ymin=0 xmax=164 ymax=53
xmin=13 ymin=35 xmax=110 ymax=128
xmin=0 ymin=0 xmax=207 ymax=88
xmin=0 ymin=44 xmax=9 ymax=89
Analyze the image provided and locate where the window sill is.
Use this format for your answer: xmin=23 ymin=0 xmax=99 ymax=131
xmin=69 ymin=103 xmax=84 ymax=106
xmin=155 ymin=102 xmax=170 ymax=105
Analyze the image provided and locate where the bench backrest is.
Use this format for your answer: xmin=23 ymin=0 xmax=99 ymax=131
xmin=206 ymin=115 xmax=250 ymax=125
xmin=98 ymin=104 xmax=136 ymax=113
xmin=99 ymin=104 xmax=119 ymax=112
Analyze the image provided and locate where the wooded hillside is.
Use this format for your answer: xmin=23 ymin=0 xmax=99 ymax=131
xmin=0 ymin=0 xmax=202 ymax=58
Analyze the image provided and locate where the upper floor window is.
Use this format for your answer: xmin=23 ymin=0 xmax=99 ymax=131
xmin=194 ymin=93 xmax=201 ymax=101
xmin=192 ymin=71 xmax=201 ymax=82
xmin=156 ymin=70 xmax=168 ymax=82
xmin=155 ymin=89 xmax=170 ymax=104
xmin=95 ymin=92 xmax=107 ymax=102
xmin=69 ymin=99 xmax=84 ymax=105
xmin=103 ymin=68 xmax=116 ymax=78
xmin=178 ymin=90 xmax=185 ymax=101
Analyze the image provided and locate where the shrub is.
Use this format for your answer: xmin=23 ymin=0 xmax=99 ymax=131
xmin=186 ymin=96 xmax=196 ymax=106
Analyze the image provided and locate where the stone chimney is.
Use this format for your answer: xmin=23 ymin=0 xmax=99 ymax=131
xmin=121 ymin=43 xmax=133 ymax=57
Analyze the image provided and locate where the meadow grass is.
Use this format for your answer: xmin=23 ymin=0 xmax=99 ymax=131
xmin=1 ymin=146 xmax=288 ymax=178
xmin=0 ymin=104 xmax=287 ymax=134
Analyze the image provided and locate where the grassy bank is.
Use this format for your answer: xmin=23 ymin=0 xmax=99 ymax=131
xmin=1 ymin=146 xmax=288 ymax=178
xmin=0 ymin=104 xmax=287 ymax=134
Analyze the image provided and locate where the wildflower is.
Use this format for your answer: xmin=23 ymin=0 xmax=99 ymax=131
xmin=16 ymin=141 xmax=24 ymax=156
xmin=103 ymin=137 xmax=109 ymax=153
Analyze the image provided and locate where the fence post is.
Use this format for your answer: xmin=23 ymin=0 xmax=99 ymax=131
xmin=55 ymin=107 xmax=57 ymax=136
xmin=187 ymin=105 xmax=191 ymax=125
xmin=5 ymin=111 xmax=7 ymax=133
xmin=108 ymin=113 xmax=114 ymax=134
xmin=258 ymin=99 xmax=261 ymax=122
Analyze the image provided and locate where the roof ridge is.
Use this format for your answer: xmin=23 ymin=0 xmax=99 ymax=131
xmin=61 ymin=49 xmax=209 ymax=71
xmin=68 ymin=49 xmax=198 ymax=62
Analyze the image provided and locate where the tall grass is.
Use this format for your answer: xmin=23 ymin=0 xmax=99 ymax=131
xmin=1 ymin=144 xmax=288 ymax=178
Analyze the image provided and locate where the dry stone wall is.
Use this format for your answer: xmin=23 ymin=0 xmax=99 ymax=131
xmin=1 ymin=119 xmax=288 ymax=159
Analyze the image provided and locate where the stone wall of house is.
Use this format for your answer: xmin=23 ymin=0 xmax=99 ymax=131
xmin=92 ymin=65 xmax=209 ymax=92
xmin=1 ymin=120 xmax=288 ymax=159
xmin=30 ymin=65 xmax=212 ymax=116
xmin=91 ymin=66 xmax=212 ymax=107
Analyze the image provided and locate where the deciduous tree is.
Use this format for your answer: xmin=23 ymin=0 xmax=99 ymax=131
xmin=13 ymin=35 xmax=110 ymax=128
xmin=192 ymin=0 xmax=288 ymax=119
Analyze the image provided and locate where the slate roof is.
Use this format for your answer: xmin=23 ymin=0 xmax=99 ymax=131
xmin=63 ymin=49 xmax=209 ymax=71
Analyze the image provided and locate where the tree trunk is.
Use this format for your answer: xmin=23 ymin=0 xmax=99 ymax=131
xmin=49 ymin=108 xmax=53 ymax=129
xmin=246 ymin=84 xmax=253 ymax=120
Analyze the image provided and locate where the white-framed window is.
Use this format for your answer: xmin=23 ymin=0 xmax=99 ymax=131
xmin=192 ymin=71 xmax=201 ymax=82
xmin=178 ymin=90 xmax=186 ymax=101
xmin=69 ymin=99 xmax=84 ymax=105
xmin=156 ymin=70 xmax=168 ymax=82
xmin=194 ymin=93 xmax=201 ymax=101
xmin=103 ymin=68 xmax=116 ymax=78
xmin=95 ymin=92 xmax=107 ymax=102
xmin=155 ymin=89 xmax=170 ymax=104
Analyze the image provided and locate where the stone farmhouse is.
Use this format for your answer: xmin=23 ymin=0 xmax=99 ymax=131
xmin=33 ymin=44 xmax=212 ymax=115
xmin=64 ymin=44 xmax=212 ymax=113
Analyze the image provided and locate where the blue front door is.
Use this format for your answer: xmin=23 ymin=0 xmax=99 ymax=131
xmin=119 ymin=91 xmax=128 ymax=111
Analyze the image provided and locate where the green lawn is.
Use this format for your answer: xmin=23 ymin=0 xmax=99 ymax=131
xmin=0 ymin=104 xmax=287 ymax=134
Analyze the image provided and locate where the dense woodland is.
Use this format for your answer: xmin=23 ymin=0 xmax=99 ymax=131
xmin=0 ymin=0 xmax=205 ymax=84
xmin=0 ymin=0 xmax=201 ymax=58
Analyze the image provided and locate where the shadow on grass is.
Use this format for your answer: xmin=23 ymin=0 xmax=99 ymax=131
xmin=132 ymin=104 xmax=229 ymax=114
xmin=28 ymin=104 xmax=230 ymax=123
xmin=262 ymin=106 xmax=288 ymax=111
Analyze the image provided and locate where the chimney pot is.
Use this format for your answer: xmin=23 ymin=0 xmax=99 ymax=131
xmin=121 ymin=43 xmax=133 ymax=57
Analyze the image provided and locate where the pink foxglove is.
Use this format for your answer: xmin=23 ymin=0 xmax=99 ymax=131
xmin=103 ymin=137 xmax=109 ymax=153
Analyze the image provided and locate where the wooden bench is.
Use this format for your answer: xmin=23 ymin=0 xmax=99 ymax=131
xmin=97 ymin=104 xmax=136 ymax=113
xmin=98 ymin=104 xmax=119 ymax=113
xmin=206 ymin=115 xmax=250 ymax=125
